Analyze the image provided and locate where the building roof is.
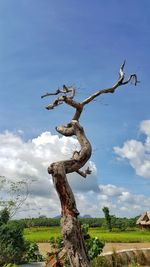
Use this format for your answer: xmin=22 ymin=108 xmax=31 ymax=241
xmin=136 ymin=211 xmax=150 ymax=225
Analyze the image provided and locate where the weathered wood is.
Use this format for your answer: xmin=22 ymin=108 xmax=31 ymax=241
xmin=48 ymin=120 xmax=92 ymax=266
xmin=42 ymin=62 xmax=138 ymax=267
xmin=61 ymin=215 xmax=91 ymax=267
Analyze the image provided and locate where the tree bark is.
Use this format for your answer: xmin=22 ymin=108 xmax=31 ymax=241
xmin=43 ymin=62 xmax=138 ymax=267
xmin=48 ymin=120 xmax=92 ymax=266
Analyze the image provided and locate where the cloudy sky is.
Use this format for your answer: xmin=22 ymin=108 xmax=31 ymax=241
xmin=0 ymin=1 xmax=150 ymax=218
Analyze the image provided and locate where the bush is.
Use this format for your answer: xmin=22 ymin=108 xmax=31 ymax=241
xmin=0 ymin=208 xmax=10 ymax=225
xmin=0 ymin=221 xmax=26 ymax=265
xmin=85 ymin=237 xmax=104 ymax=260
xmin=25 ymin=242 xmax=43 ymax=262
xmin=81 ymin=224 xmax=104 ymax=260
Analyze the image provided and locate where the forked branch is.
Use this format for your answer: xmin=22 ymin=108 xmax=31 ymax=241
xmin=41 ymin=85 xmax=76 ymax=110
xmin=42 ymin=61 xmax=138 ymax=267
xmin=82 ymin=61 xmax=139 ymax=105
xmin=42 ymin=62 xmax=139 ymax=117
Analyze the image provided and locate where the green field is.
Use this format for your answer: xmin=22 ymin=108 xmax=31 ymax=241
xmin=24 ymin=227 xmax=150 ymax=243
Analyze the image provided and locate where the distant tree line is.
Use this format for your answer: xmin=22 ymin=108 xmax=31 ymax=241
xmin=12 ymin=216 xmax=139 ymax=230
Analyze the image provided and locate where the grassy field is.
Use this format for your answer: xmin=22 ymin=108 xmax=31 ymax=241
xmin=24 ymin=226 xmax=150 ymax=243
xmin=24 ymin=226 xmax=60 ymax=242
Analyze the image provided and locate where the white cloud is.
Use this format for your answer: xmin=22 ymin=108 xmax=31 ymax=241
xmin=99 ymin=184 xmax=123 ymax=197
xmin=98 ymin=184 xmax=150 ymax=217
xmin=118 ymin=191 xmax=134 ymax=203
xmin=114 ymin=120 xmax=150 ymax=178
xmin=0 ymin=129 xmax=150 ymax=218
xmin=140 ymin=120 xmax=150 ymax=136
xmin=117 ymin=190 xmax=150 ymax=214
xmin=0 ymin=130 xmax=98 ymax=218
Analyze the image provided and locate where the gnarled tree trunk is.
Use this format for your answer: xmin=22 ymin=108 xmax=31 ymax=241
xmin=48 ymin=120 xmax=92 ymax=266
xmin=42 ymin=62 xmax=138 ymax=267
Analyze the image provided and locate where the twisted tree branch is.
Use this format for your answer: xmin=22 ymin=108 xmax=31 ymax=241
xmin=42 ymin=62 xmax=138 ymax=267
xmin=42 ymin=62 xmax=139 ymax=119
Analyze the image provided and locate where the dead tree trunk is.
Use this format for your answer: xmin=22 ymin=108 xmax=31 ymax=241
xmin=48 ymin=120 xmax=92 ymax=266
xmin=42 ymin=62 xmax=138 ymax=267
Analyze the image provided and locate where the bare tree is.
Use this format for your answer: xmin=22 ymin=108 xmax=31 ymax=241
xmin=41 ymin=62 xmax=138 ymax=267
xmin=0 ymin=176 xmax=32 ymax=218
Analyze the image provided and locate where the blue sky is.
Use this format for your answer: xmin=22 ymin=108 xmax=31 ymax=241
xmin=0 ymin=1 xmax=150 ymax=218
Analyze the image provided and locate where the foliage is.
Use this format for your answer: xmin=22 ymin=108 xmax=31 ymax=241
xmin=15 ymin=215 xmax=138 ymax=230
xmin=110 ymin=215 xmax=137 ymax=231
xmin=85 ymin=237 xmax=104 ymax=260
xmin=81 ymin=224 xmax=104 ymax=260
xmin=0 ymin=211 xmax=43 ymax=265
xmin=0 ymin=208 xmax=10 ymax=225
xmin=81 ymin=223 xmax=89 ymax=235
xmin=15 ymin=217 xmax=105 ymax=228
xmin=16 ymin=217 xmax=61 ymax=228
xmin=25 ymin=241 xmax=43 ymax=262
xmin=102 ymin=207 xmax=112 ymax=232
xmin=80 ymin=218 xmax=103 ymax=227
xmin=0 ymin=221 xmax=26 ymax=265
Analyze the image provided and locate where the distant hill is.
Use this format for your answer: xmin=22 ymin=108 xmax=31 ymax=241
xmin=53 ymin=215 xmax=61 ymax=219
xmin=81 ymin=215 xmax=92 ymax=218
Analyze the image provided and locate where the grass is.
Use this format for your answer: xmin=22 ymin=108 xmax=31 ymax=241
xmin=24 ymin=226 xmax=150 ymax=243
xmin=24 ymin=226 xmax=60 ymax=242
xmin=90 ymin=228 xmax=150 ymax=243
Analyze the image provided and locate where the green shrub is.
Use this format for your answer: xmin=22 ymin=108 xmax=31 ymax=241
xmin=24 ymin=242 xmax=43 ymax=262
xmin=0 ymin=221 xmax=26 ymax=265
xmin=81 ymin=224 xmax=104 ymax=260
xmin=0 ymin=208 xmax=10 ymax=225
xmin=81 ymin=223 xmax=89 ymax=235
xmin=85 ymin=237 xmax=104 ymax=260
